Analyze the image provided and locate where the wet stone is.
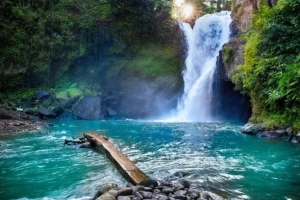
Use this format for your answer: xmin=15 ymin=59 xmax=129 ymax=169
xmin=135 ymin=191 xmax=143 ymax=199
xmin=153 ymin=189 xmax=161 ymax=194
xmin=117 ymin=196 xmax=131 ymax=200
xmin=201 ymin=193 xmax=212 ymax=200
xmin=174 ymin=190 xmax=187 ymax=200
xmin=157 ymin=194 xmax=168 ymax=200
xmin=132 ymin=198 xmax=141 ymax=200
xmin=174 ymin=183 xmax=185 ymax=190
xmin=108 ymin=189 xmax=119 ymax=197
xmin=143 ymin=187 xmax=153 ymax=191
xmin=179 ymin=180 xmax=191 ymax=189
xmin=97 ymin=193 xmax=116 ymax=200
xmin=190 ymin=193 xmax=199 ymax=199
xmin=188 ymin=189 xmax=201 ymax=194
xmin=117 ymin=188 xmax=133 ymax=196
xmin=140 ymin=191 xmax=153 ymax=199
xmin=162 ymin=188 xmax=173 ymax=194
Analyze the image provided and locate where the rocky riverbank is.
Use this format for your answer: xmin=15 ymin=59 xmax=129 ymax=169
xmin=93 ymin=180 xmax=214 ymax=200
xmin=0 ymin=108 xmax=46 ymax=135
xmin=241 ymin=123 xmax=300 ymax=143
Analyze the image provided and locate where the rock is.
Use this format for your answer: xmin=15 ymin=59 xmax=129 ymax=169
xmin=190 ymin=193 xmax=199 ymax=199
xmin=153 ymin=189 xmax=161 ymax=194
xmin=143 ymin=187 xmax=153 ymax=191
xmin=179 ymin=180 xmax=190 ymax=188
xmin=201 ymin=193 xmax=212 ymax=200
xmin=162 ymin=188 xmax=173 ymax=194
xmin=135 ymin=191 xmax=143 ymax=199
xmin=174 ymin=190 xmax=187 ymax=200
xmin=117 ymin=196 xmax=130 ymax=200
xmin=38 ymin=108 xmax=56 ymax=119
xmin=157 ymin=194 xmax=168 ymax=200
xmin=106 ymin=108 xmax=118 ymax=117
xmin=295 ymin=131 xmax=300 ymax=143
xmin=96 ymin=193 xmax=116 ymax=200
xmin=93 ymin=183 xmax=118 ymax=200
xmin=117 ymin=188 xmax=133 ymax=196
xmin=159 ymin=180 xmax=172 ymax=187
xmin=35 ymin=91 xmax=51 ymax=101
xmin=257 ymin=130 xmax=288 ymax=139
xmin=132 ymin=198 xmax=141 ymax=200
xmin=241 ymin=123 xmax=266 ymax=135
xmin=72 ymin=95 xmax=103 ymax=120
xmin=221 ymin=37 xmax=246 ymax=81
xmin=173 ymin=183 xmax=185 ymax=190
xmin=108 ymin=189 xmax=119 ymax=197
xmin=186 ymin=196 xmax=191 ymax=200
xmin=139 ymin=178 xmax=158 ymax=187
xmin=140 ymin=191 xmax=153 ymax=199
xmin=80 ymin=142 xmax=91 ymax=148
xmin=188 ymin=189 xmax=201 ymax=194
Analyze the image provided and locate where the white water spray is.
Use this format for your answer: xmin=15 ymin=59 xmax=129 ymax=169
xmin=166 ymin=11 xmax=232 ymax=122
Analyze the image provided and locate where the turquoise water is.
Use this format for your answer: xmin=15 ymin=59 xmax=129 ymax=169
xmin=0 ymin=120 xmax=300 ymax=199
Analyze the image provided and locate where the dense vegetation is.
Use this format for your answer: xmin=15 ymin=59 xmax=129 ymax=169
xmin=233 ymin=0 xmax=300 ymax=128
xmin=0 ymin=0 xmax=183 ymax=95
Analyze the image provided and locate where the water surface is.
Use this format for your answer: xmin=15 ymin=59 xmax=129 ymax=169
xmin=0 ymin=120 xmax=300 ymax=199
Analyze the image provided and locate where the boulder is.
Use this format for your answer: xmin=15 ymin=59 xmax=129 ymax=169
xmin=96 ymin=193 xmax=116 ymax=200
xmin=162 ymin=187 xmax=173 ymax=194
xmin=117 ymin=188 xmax=133 ymax=196
xmin=295 ymin=131 xmax=300 ymax=143
xmin=106 ymin=108 xmax=118 ymax=117
xmin=140 ymin=191 xmax=153 ymax=199
xmin=38 ymin=108 xmax=56 ymax=119
xmin=108 ymin=189 xmax=119 ymax=197
xmin=93 ymin=183 xmax=118 ymax=200
xmin=174 ymin=190 xmax=187 ymax=200
xmin=117 ymin=196 xmax=130 ymax=200
xmin=139 ymin=178 xmax=158 ymax=187
xmin=72 ymin=96 xmax=103 ymax=120
xmin=241 ymin=123 xmax=266 ymax=135
xmin=179 ymin=180 xmax=191 ymax=188
xmin=35 ymin=91 xmax=51 ymax=101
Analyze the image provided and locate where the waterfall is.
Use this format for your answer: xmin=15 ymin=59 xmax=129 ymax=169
xmin=168 ymin=11 xmax=232 ymax=122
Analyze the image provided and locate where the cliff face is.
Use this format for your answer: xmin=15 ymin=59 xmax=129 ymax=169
xmin=221 ymin=0 xmax=277 ymax=82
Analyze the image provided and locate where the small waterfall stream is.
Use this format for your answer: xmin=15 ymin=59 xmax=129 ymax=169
xmin=170 ymin=11 xmax=232 ymax=122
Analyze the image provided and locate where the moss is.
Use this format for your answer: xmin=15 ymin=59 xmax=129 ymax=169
xmin=56 ymin=88 xmax=82 ymax=99
xmin=223 ymin=45 xmax=233 ymax=63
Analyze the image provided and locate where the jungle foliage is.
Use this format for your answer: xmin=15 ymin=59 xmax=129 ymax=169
xmin=233 ymin=0 xmax=300 ymax=128
xmin=0 ymin=0 xmax=182 ymax=93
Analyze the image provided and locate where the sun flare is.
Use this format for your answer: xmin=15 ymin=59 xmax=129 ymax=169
xmin=183 ymin=4 xmax=193 ymax=19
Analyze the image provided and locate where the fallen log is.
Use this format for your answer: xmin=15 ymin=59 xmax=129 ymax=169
xmin=84 ymin=132 xmax=149 ymax=185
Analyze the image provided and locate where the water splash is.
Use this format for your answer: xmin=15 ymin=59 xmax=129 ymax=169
xmin=167 ymin=11 xmax=232 ymax=122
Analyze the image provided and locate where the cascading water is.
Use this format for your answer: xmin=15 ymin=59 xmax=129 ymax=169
xmin=170 ymin=11 xmax=232 ymax=122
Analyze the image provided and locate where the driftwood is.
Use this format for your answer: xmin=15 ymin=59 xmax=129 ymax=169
xmin=84 ymin=132 xmax=148 ymax=185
